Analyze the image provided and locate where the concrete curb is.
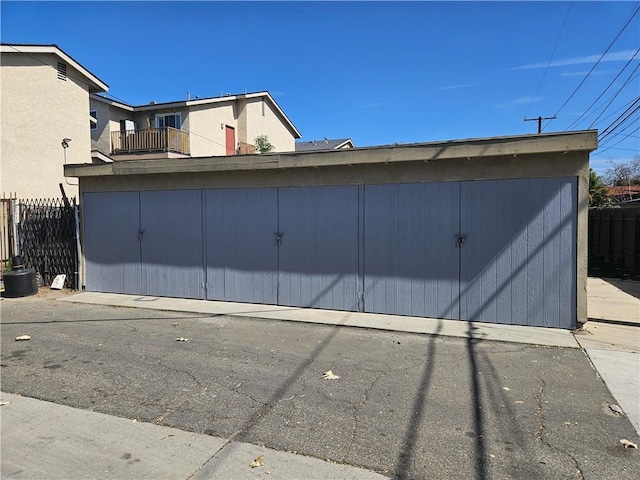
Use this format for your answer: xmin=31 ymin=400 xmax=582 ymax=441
xmin=61 ymin=292 xmax=579 ymax=348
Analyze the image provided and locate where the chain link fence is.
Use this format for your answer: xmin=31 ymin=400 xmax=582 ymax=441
xmin=17 ymin=197 xmax=79 ymax=289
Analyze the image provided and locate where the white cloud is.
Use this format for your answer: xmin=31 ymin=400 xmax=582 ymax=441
xmin=439 ymin=83 xmax=481 ymax=90
xmin=510 ymin=96 xmax=544 ymax=105
xmin=560 ymin=70 xmax=612 ymax=77
xmin=512 ymin=50 xmax=639 ymax=70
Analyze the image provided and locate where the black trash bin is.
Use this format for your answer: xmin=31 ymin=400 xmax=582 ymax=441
xmin=3 ymin=268 xmax=38 ymax=298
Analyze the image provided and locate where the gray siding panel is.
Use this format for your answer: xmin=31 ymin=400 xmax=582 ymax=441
xmin=278 ymin=186 xmax=359 ymax=310
xmin=204 ymin=188 xmax=278 ymax=304
xmin=83 ymin=192 xmax=141 ymax=294
xmin=460 ymin=178 xmax=576 ymax=328
xmin=139 ymin=190 xmax=204 ymax=299
xmin=364 ymin=182 xmax=460 ymax=318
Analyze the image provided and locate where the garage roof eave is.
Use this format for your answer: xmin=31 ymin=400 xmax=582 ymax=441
xmin=64 ymin=130 xmax=597 ymax=178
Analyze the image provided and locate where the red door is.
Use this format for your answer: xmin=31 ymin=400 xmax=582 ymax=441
xmin=225 ymin=126 xmax=235 ymax=156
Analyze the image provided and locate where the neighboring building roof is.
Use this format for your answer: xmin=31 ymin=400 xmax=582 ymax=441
xmin=607 ymin=185 xmax=640 ymax=196
xmin=0 ymin=43 xmax=109 ymax=94
xmin=90 ymin=91 xmax=302 ymax=138
xmin=295 ymin=138 xmax=355 ymax=151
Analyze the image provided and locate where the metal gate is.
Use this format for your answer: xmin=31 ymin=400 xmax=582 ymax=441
xmin=17 ymin=197 xmax=79 ymax=289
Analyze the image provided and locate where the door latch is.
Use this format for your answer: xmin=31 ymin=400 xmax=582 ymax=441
xmin=275 ymin=232 xmax=284 ymax=246
xmin=138 ymin=229 xmax=144 ymax=241
xmin=456 ymin=234 xmax=467 ymax=248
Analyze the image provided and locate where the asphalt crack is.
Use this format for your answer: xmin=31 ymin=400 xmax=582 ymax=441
xmin=534 ymin=377 xmax=585 ymax=480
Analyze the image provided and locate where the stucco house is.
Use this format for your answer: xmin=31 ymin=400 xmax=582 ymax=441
xmin=0 ymin=44 xmax=109 ymax=199
xmin=90 ymin=91 xmax=301 ymax=160
xmin=1 ymin=43 xmax=302 ymax=199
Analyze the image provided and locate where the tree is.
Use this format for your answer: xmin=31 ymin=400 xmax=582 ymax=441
xmin=588 ymin=169 xmax=611 ymax=208
xmin=604 ymin=156 xmax=640 ymax=187
xmin=254 ymin=135 xmax=274 ymax=154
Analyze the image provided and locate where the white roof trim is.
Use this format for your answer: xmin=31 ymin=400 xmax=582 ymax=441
xmin=91 ymin=150 xmax=114 ymax=163
xmin=90 ymin=94 xmax=135 ymax=111
xmin=334 ymin=139 xmax=355 ymax=149
xmin=1 ymin=44 xmax=108 ymax=93
xmin=101 ymin=91 xmax=301 ymax=138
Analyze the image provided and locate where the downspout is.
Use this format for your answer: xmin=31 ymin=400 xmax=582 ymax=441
xmin=74 ymin=201 xmax=82 ymax=290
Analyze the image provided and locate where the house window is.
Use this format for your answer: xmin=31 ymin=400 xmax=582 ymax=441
xmin=156 ymin=113 xmax=181 ymax=129
xmin=90 ymin=110 xmax=97 ymax=130
xmin=57 ymin=62 xmax=67 ymax=81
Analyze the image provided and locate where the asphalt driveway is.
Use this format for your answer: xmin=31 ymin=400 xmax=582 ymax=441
xmin=1 ymin=293 xmax=638 ymax=479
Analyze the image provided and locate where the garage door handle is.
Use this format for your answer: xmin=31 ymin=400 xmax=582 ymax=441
xmin=275 ymin=232 xmax=284 ymax=246
xmin=456 ymin=235 xmax=467 ymax=248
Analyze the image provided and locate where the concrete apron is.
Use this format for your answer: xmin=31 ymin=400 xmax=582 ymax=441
xmin=0 ymin=392 xmax=387 ymax=480
xmin=578 ymin=278 xmax=640 ymax=437
xmin=61 ymin=292 xmax=579 ymax=348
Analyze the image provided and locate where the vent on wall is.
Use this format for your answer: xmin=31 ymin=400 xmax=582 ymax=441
xmin=57 ymin=62 xmax=67 ymax=81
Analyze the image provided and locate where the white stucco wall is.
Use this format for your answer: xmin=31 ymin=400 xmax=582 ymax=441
xmin=187 ymin=103 xmax=236 ymax=157
xmin=1 ymin=52 xmax=92 ymax=199
xmin=245 ymin=99 xmax=296 ymax=153
xmin=91 ymin=99 xmax=117 ymax=154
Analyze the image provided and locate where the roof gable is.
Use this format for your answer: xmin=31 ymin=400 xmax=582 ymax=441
xmin=1 ymin=44 xmax=108 ymax=93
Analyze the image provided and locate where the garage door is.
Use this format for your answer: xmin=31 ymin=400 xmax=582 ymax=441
xmin=204 ymin=188 xmax=278 ymax=304
xmin=278 ymin=186 xmax=360 ymax=310
xmin=139 ymin=190 xmax=204 ymax=299
xmin=363 ymin=182 xmax=460 ymax=318
xmin=84 ymin=192 xmax=141 ymax=295
xmin=83 ymin=178 xmax=576 ymax=327
xmin=460 ymin=178 xmax=576 ymax=327
xmin=363 ymin=178 xmax=576 ymax=328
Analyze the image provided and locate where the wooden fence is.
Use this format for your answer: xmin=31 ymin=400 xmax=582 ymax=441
xmin=589 ymin=207 xmax=640 ymax=274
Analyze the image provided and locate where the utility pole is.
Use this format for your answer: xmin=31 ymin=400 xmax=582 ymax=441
xmin=524 ymin=115 xmax=556 ymax=133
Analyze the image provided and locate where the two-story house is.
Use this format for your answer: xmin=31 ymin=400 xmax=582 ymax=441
xmin=90 ymin=91 xmax=301 ymax=160
xmin=1 ymin=44 xmax=109 ymax=199
xmin=1 ymin=43 xmax=303 ymax=199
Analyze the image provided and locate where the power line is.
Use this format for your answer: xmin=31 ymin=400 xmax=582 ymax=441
xmin=590 ymin=90 xmax=640 ymax=128
xmin=588 ymin=61 xmax=640 ymax=128
xmin=564 ymin=47 xmax=640 ymax=131
xmin=523 ymin=2 xmax=573 ymax=123
xmin=542 ymin=4 xmax=640 ymax=131
xmin=598 ymin=101 xmax=640 ymax=142
xmin=597 ymin=132 xmax=639 ymax=156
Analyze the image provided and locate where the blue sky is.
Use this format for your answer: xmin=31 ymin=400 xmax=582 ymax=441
xmin=2 ymin=1 xmax=638 ymax=175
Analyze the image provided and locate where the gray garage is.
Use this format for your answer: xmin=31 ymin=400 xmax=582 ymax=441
xmin=68 ymin=131 xmax=597 ymax=329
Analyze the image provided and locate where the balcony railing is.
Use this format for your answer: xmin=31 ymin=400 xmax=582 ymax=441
xmin=110 ymin=127 xmax=190 ymax=155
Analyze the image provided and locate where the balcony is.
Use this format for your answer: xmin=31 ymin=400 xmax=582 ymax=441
xmin=110 ymin=127 xmax=190 ymax=155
